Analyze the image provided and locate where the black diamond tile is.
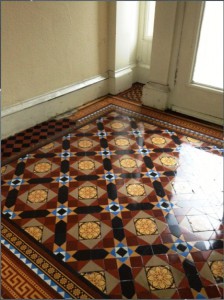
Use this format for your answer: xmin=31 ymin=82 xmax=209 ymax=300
xmin=55 ymin=253 xmax=65 ymax=261
xmin=116 ymin=248 xmax=127 ymax=257
xmin=110 ymin=204 xmax=119 ymax=212
xmin=161 ymin=202 xmax=169 ymax=208
xmin=177 ymin=244 xmax=187 ymax=252
xmin=57 ymin=208 xmax=67 ymax=216
xmin=12 ymin=179 xmax=20 ymax=185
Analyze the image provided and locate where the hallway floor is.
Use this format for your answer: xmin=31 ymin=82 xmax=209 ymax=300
xmin=1 ymin=91 xmax=223 ymax=299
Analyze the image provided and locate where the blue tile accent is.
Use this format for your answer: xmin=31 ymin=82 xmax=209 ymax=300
xmin=7 ymin=178 xmax=25 ymax=187
xmin=110 ymin=243 xmax=133 ymax=262
xmin=106 ymin=201 xmax=124 ymax=215
xmin=2 ymin=209 xmax=17 ymax=219
xmin=52 ymin=205 xmax=72 ymax=219
xmin=156 ymin=199 xmax=174 ymax=212
xmin=102 ymin=172 xmax=117 ymax=182
xmin=146 ymin=170 xmax=161 ymax=180
xmin=56 ymin=174 xmax=72 ymax=184
xmin=171 ymin=239 xmax=193 ymax=257
xmin=1 ymin=238 xmax=71 ymax=298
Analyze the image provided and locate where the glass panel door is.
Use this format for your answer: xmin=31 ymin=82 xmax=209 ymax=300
xmin=192 ymin=1 xmax=223 ymax=90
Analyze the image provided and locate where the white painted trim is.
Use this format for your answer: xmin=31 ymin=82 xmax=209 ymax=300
xmin=137 ymin=63 xmax=150 ymax=70
xmin=108 ymin=64 xmax=136 ymax=78
xmin=187 ymin=82 xmax=223 ymax=95
xmin=2 ymin=73 xmax=108 ymax=117
xmin=171 ymin=105 xmax=223 ymax=125
xmin=2 ymin=78 xmax=109 ymax=139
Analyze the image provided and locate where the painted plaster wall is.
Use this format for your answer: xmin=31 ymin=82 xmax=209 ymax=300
xmin=2 ymin=1 xmax=108 ymax=109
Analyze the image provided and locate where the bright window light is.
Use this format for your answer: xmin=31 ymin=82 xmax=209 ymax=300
xmin=144 ymin=1 xmax=156 ymax=38
xmin=192 ymin=1 xmax=223 ymax=90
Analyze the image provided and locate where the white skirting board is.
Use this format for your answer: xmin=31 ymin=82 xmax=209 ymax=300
xmin=1 ymin=76 xmax=109 ymax=139
xmin=171 ymin=105 xmax=223 ymax=126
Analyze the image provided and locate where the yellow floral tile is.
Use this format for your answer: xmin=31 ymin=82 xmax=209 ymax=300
xmin=146 ymin=266 xmax=175 ymax=290
xmin=1 ymin=165 xmax=7 ymax=174
xmin=110 ymin=121 xmax=124 ymax=130
xmin=151 ymin=137 xmax=166 ymax=145
xmin=210 ymin=260 xmax=224 ymax=282
xmin=126 ymin=183 xmax=146 ymax=197
xmin=78 ymin=140 xmax=93 ymax=148
xmin=134 ymin=218 xmax=158 ymax=235
xmin=24 ymin=226 xmax=43 ymax=242
xmin=115 ymin=138 xmax=130 ymax=147
xmin=78 ymin=160 xmax=95 ymax=171
xmin=78 ymin=186 xmax=97 ymax=200
xmin=27 ymin=189 xmax=48 ymax=203
xmin=120 ymin=158 xmax=137 ymax=168
xmin=81 ymin=271 xmax=106 ymax=293
xmin=34 ymin=162 xmax=52 ymax=173
xmin=160 ymin=156 xmax=178 ymax=167
xmin=79 ymin=221 xmax=101 ymax=240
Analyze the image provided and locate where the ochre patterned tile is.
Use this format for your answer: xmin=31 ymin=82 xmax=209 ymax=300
xmin=1 ymin=103 xmax=223 ymax=299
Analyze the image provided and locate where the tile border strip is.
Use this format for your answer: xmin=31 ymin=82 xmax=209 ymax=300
xmin=1 ymin=220 xmax=108 ymax=299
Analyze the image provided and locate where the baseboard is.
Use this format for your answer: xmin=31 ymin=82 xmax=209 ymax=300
xmin=108 ymin=64 xmax=136 ymax=94
xmin=2 ymin=78 xmax=109 ymax=139
xmin=2 ymin=74 xmax=108 ymax=118
xmin=171 ymin=105 xmax=223 ymax=126
xmin=136 ymin=64 xmax=150 ymax=84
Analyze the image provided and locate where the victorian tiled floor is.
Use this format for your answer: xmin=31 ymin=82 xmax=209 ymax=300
xmin=1 ymin=96 xmax=223 ymax=299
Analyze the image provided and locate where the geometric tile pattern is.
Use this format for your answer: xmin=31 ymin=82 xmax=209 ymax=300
xmin=1 ymin=108 xmax=223 ymax=299
xmin=117 ymin=82 xmax=144 ymax=103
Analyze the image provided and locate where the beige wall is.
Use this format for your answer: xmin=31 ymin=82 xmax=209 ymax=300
xmin=2 ymin=1 xmax=108 ymax=108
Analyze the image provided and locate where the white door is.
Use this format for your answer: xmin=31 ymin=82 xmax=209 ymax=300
xmin=169 ymin=1 xmax=223 ymax=125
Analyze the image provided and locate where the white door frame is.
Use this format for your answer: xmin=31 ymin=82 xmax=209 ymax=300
xmin=168 ymin=1 xmax=223 ymax=125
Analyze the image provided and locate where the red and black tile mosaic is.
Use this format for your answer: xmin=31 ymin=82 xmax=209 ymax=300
xmin=1 ymin=104 xmax=223 ymax=299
